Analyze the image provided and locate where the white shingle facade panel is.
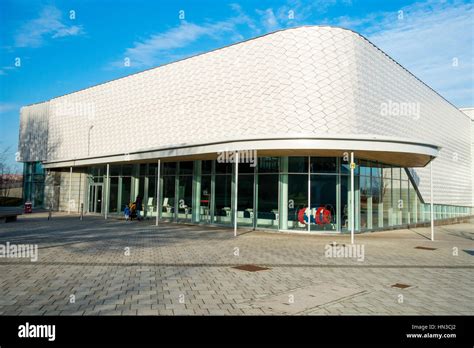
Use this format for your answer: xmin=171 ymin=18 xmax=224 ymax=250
xmin=18 ymin=26 xmax=472 ymax=206
xmin=18 ymin=102 xmax=49 ymax=162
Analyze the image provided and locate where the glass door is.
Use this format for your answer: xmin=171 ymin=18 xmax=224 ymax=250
xmin=88 ymin=184 xmax=103 ymax=213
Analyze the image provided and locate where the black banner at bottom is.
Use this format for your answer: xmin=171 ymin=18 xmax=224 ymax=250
xmin=0 ymin=315 xmax=472 ymax=346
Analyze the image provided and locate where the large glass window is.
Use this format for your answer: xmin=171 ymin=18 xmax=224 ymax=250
xmin=110 ymin=165 xmax=121 ymax=176
xmin=162 ymin=175 xmax=175 ymax=220
xmin=121 ymin=177 xmax=131 ymax=211
xmin=288 ymin=156 xmax=308 ymax=173
xmin=310 ymin=157 xmax=337 ymax=173
xmin=216 ymin=161 xmax=232 ymax=175
xmin=310 ymin=175 xmax=337 ymax=231
xmin=176 ymin=161 xmax=193 ymax=222
xmin=257 ymin=173 xmax=278 ymax=229
xmin=359 ymin=173 xmax=371 ymax=231
xmin=179 ymin=161 xmax=193 ymax=175
xmin=237 ymin=171 xmax=254 ymax=226
xmin=237 ymin=166 xmax=254 ymax=227
xmin=138 ymin=176 xmax=145 ymax=199
xmin=163 ymin=162 xmax=176 ymax=175
xmin=392 ymin=168 xmax=402 ymax=225
xmin=200 ymin=174 xmax=212 ymax=223
xmin=258 ymin=157 xmax=279 ymax=173
xmin=214 ymin=173 xmax=232 ymax=225
xmin=287 ymin=174 xmax=308 ymax=230
xmin=340 ymin=175 xmax=350 ymax=232
xmin=177 ymin=174 xmax=192 ymax=222
xmin=408 ymin=176 xmax=418 ymax=224
xmin=400 ymin=169 xmax=409 ymax=224
xmin=23 ymin=162 xmax=45 ymax=207
xmin=84 ymin=157 xmax=470 ymax=232
xmin=109 ymin=177 xmax=119 ymax=213
xmin=371 ymin=164 xmax=382 ymax=228
xmin=202 ymin=160 xmax=212 ymax=175
xmin=88 ymin=166 xmax=106 ymax=177
xmin=147 ymin=171 xmax=157 ymax=217
xmin=381 ymin=167 xmax=392 ymax=227
xmin=122 ymin=165 xmax=132 ymax=176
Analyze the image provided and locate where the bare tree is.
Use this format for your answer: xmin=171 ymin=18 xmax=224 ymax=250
xmin=0 ymin=147 xmax=10 ymax=196
xmin=0 ymin=146 xmax=22 ymax=198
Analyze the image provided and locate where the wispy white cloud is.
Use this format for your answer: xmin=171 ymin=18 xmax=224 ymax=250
xmin=256 ymin=9 xmax=280 ymax=32
xmin=0 ymin=102 xmax=18 ymax=114
xmin=113 ymin=5 xmax=259 ymax=68
xmin=336 ymin=0 xmax=474 ymax=107
xmin=118 ymin=22 xmax=231 ymax=68
xmin=110 ymin=0 xmax=472 ymax=107
xmin=273 ymin=0 xmax=342 ymax=24
xmin=112 ymin=1 xmax=348 ymax=69
xmin=253 ymin=1 xmax=352 ymax=34
xmin=229 ymin=3 xmax=260 ymax=34
xmin=0 ymin=66 xmax=16 ymax=77
xmin=14 ymin=5 xmax=84 ymax=48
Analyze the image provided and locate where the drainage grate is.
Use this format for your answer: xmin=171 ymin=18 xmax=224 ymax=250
xmin=391 ymin=283 xmax=411 ymax=289
xmin=232 ymin=264 xmax=270 ymax=272
xmin=415 ymin=246 xmax=437 ymax=250
xmin=463 ymin=250 xmax=474 ymax=256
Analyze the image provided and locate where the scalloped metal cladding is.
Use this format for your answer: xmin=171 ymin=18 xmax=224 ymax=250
xmin=18 ymin=26 xmax=472 ymax=206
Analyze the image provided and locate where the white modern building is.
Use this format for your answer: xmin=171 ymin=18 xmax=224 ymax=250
xmin=18 ymin=26 xmax=473 ymax=233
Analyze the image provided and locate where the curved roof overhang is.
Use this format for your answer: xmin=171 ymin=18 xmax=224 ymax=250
xmin=42 ymin=135 xmax=440 ymax=169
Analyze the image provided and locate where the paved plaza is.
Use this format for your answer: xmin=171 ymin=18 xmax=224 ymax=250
xmin=0 ymin=213 xmax=473 ymax=315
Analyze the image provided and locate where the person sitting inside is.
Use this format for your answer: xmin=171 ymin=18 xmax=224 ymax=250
xmin=129 ymin=201 xmax=137 ymax=220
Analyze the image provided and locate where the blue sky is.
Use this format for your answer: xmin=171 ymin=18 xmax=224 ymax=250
xmin=0 ymin=0 xmax=473 ymax=171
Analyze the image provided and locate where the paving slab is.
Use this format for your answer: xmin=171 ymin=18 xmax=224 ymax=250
xmin=249 ymin=284 xmax=367 ymax=314
xmin=0 ymin=214 xmax=472 ymax=315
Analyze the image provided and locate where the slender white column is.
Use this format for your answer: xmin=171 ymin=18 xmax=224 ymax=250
xmin=350 ymin=152 xmax=355 ymax=244
xmin=307 ymin=156 xmax=311 ymax=232
xmin=155 ymin=159 xmax=161 ymax=226
xmin=234 ymin=152 xmax=239 ymax=237
xmin=68 ymin=166 xmax=72 ymax=214
xmin=279 ymin=157 xmax=289 ymax=230
xmin=430 ymin=160 xmax=434 ymax=241
xmin=105 ymin=163 xmax=109 ymax=220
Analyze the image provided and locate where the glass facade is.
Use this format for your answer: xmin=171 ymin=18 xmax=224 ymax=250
xmin=257 ymin=158 xmax=279 ymax=229
xmin=214 ymin=162 xmax=232 ymax=225
xmin=161 ymin=163 xmax=176 ymax=220
xmin=23 ymin=162 xmax=45 ymax=207
xmin=238 ymin=163 xmax=255 ymax=227
xmin=199 ymin=161 xmax=212 ymax=223
xmin=177 ymin=163 xmax=193 ymax=223
xmin=80 ymin=157 xmax=472 ymax=232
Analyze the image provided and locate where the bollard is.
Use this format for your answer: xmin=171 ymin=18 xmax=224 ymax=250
xmin=80 ymin=203 xmax=83 ymax=221
xmin=48 ymin=204 xmax=52 ymax=220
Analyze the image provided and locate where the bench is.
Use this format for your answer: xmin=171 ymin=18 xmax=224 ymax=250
xmin=0 ymin=207 xmax=23 ymax=223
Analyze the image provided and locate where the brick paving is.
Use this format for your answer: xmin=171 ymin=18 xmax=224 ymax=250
xmin=0 ymin=212 xmax=473 ymax=315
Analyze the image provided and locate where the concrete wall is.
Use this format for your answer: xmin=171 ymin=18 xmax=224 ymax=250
xmin=44 ymin=170 xmax=87 ymax=212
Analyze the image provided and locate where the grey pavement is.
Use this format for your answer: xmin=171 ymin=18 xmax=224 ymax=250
xmin=0 ymin=212 xmax=472 ymax=315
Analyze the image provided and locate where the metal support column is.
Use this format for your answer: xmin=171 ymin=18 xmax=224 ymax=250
xmin=156 ymin=159 xmax=161 ymax=226
xmin=234 ymin=152 xmax=239 ymax=237
xmin=68 ymin=166 xmax=72 ymax=214
xmin=350 ymin=152 xmax=355 ymax=244
xmin=105 ymin=164 xmax=109 ymax=220
xmin=430 ymin=160 xmax=434 ymax=241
